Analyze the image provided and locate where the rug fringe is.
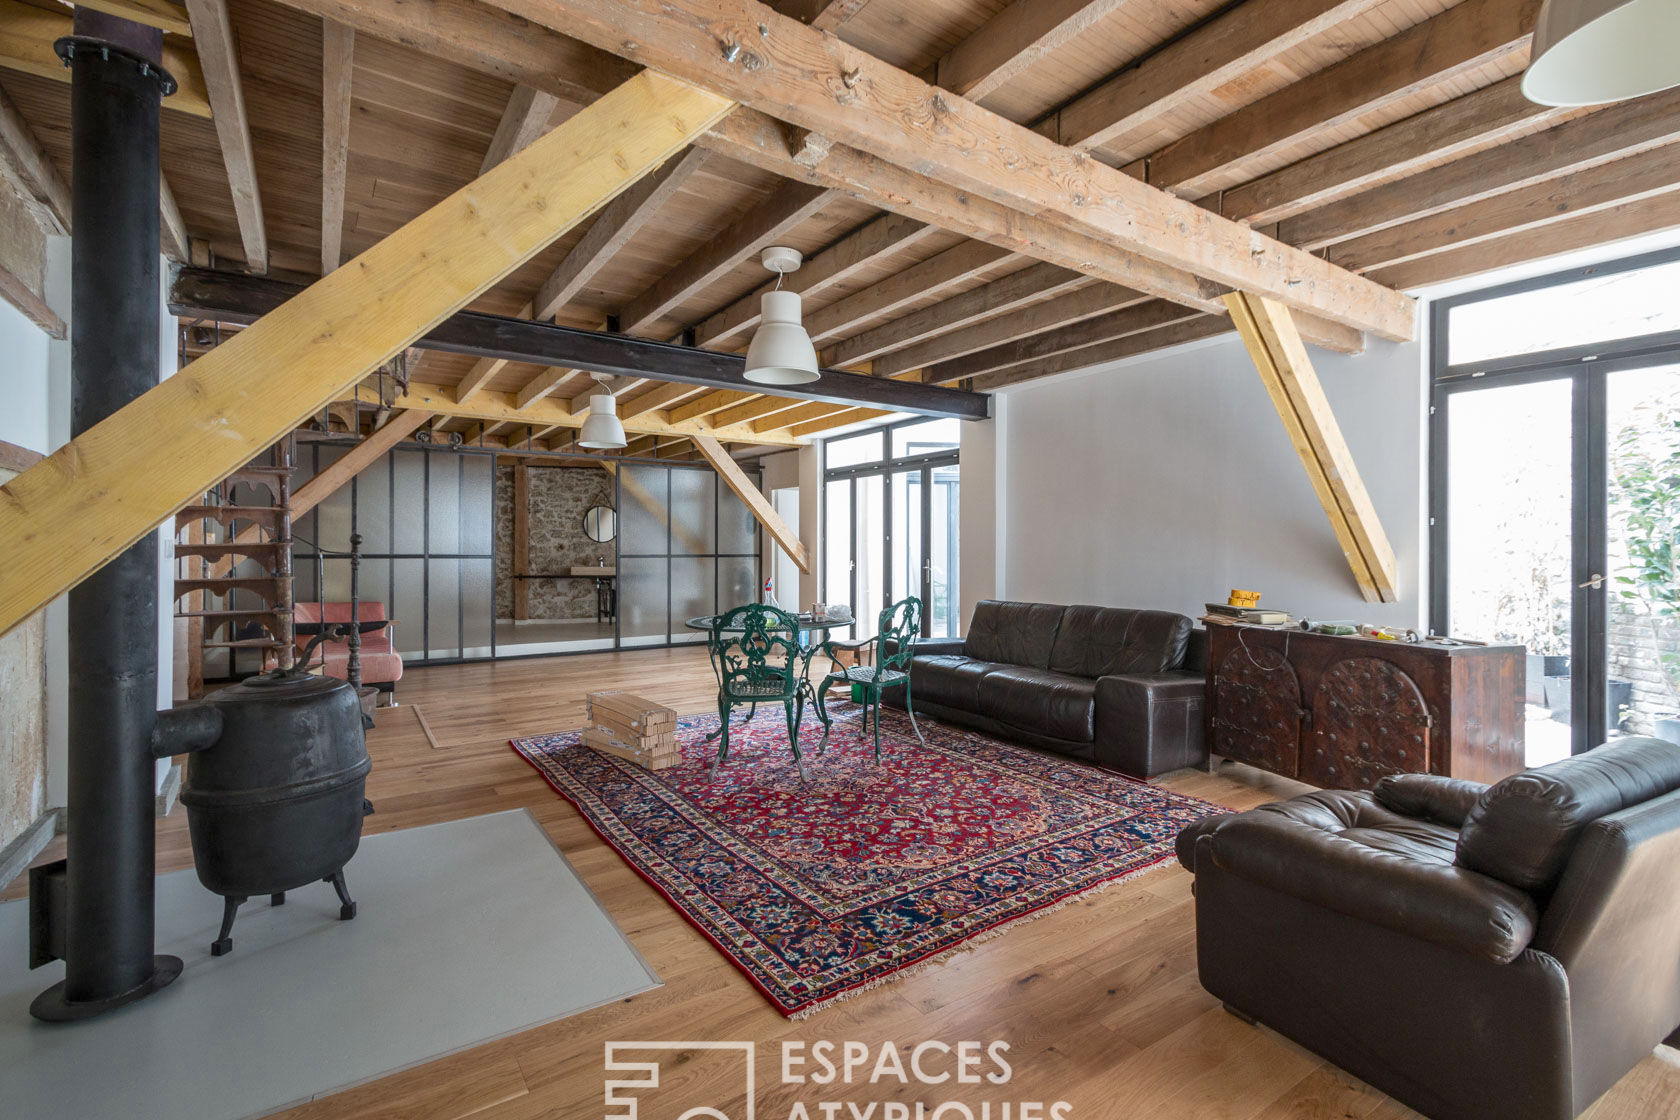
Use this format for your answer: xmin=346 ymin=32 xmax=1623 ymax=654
xmin=786 ymin=857 xmax=1178 ymax=1020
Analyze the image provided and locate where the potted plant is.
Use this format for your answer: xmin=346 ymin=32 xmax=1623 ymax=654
xmin=1611 ymin=410 xmax=1680 ymax=744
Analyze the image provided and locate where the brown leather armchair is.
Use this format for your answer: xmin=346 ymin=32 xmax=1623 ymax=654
xmin=1177 ymin=737 xmax=1680 ymax=1120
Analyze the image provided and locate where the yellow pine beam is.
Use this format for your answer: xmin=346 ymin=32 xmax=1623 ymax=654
xmin=0 ymin=1 xmax=211 ymax=117
xmin=1225 ymin=290 xmax=1398 ymax=603
xmin=693 ymin=434 xmax=810 ymax=573
xmin=0 ymin=71 xmax=734 ymax=640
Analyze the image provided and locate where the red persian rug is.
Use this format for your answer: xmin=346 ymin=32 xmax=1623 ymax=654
xmin=511 ymin=706 xmax=1221 ymax=1018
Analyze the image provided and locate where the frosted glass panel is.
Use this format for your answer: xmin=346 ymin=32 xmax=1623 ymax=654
xmin=392 ymin=449 xmax=427 ymax=554
xmin=355 ymin=455 xmax=391 ymax=555
xmin=428 ymin=454 xmax=461 ymax=555
xmin=620 ymin=464 xmax=668 ymax=555
xmin=356 ymin=559 xmax=391 ymax=621
xmin=460 ymin=453 xmax=494 ymax=554
xmin=391 ymin=559 xmax=426 ymax=656
xmin=671 ymin=556 xmax=714 ymax=643
xmin=322 ymin=557 xmax=351 ymax=603
xmin=719 ymin=556 xmax=757 ymax=615
xmin=669 ymin=468 xmax=716 ymax=556
xmin=618 ymin=556 xmax=668 ymax=646
xmin=314 ymin=446 xmax=352 ymax=554
xmin=427 ymin=559 xmax=461 ymax=657
xmin=294 ymin=562 xmax=317 ymax=604
xmin=462 ymin=558 xmax=494 ymax=657
xmin=719 ymin=483 xmax=755 ymax=555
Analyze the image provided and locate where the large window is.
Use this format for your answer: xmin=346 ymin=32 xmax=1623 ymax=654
xmin=1432 ymin=246 xmax=1680 ymax=761
xmin=822 ymin=418 xmax=961 ymax=639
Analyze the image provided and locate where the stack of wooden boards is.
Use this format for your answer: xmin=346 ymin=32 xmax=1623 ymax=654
xmin=583 ymin=690 xmax=678 ymax=770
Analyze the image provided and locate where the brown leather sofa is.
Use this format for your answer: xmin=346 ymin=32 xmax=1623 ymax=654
xmin=1177 ymin=737 xmax=1680 ymax=1120
xmin=882 ymin=599 xmax=1206 ymax=778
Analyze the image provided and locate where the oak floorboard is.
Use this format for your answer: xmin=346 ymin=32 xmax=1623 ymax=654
xmin=4 ymin=645 xmax=1676 ymax=1119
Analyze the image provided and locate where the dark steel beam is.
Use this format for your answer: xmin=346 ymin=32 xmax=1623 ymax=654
xmin=168 ymin=266 xmax=991 ymax=422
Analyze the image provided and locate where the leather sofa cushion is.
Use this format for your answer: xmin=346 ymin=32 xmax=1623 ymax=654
xmin=980 ymin=666 xmax=1098 ymax=742
xmin=964 ymin=600 xmax=1063 ymax=670
xmin=1048 ymin=606 xmax=1192 ymax=678
xmin=1375 ymin=773 xmax=1488 ymax=829
xmin=1457 ymin=736 xmax=1680 ymax=894
xmin=911 ymin=654 xmax=997 ymax=711
xmin=1254 ymin=790 xmax=1463 ymax=865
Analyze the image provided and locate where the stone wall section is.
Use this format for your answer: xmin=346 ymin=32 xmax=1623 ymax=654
xmin=495 ymin=465 xmax=615 ymax=619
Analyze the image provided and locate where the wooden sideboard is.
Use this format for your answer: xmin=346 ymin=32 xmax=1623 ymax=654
xmin=1205 ymin=623 xmax=1525 ymax=790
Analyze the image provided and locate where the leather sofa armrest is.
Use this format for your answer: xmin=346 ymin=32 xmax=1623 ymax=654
xmin=1374 ymin=773 xmax=1488 ymax=829
xmin=1092 ymin=670 xmax=1207 ymax=778
xmin=1209 ymin=812 xmax=1539 ymax=963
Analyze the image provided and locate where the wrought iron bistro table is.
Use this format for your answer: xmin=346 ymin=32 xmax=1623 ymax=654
xmin=684 ymin=608 xmax=856 ymax=741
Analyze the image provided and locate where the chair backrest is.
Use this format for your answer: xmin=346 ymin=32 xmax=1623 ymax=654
xmin=709 ymin=603 xmax=801 ymax=701
xmin=292 ymin=601 xmax=389 ymax=625
xmin=878 ymin=597 xmax=923 ymax=672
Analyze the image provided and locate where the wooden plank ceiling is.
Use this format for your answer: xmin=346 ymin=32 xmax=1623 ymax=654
xmin=3 ymin=0 xmax=1679 ymax=457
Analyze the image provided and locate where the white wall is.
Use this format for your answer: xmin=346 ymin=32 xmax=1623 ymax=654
xmin=0 ymin=298 xmax=49 ymax=454
xmin=757 ymin=445 xmax=821 ymax=610
xmin=993 ymin=327 xmax=1428 ymax=630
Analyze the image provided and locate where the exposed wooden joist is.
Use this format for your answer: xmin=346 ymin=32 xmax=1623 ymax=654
xmin=752 ymin=398 xmax=852 ymax=433
xmin=1219 ymin=75 xmax=1562 ymax=226
xmin=0 ymin=71 xmax=736 ymax=641
xmin=789 ymin=406 xmax=893 ymax=439
xmin=833 ymin=261 xmax=1091 ymax=371
xmin=1281 ymin=86 xmax=1680 ymax=251
xmin=667 ymin=389 xmax=741 ymax=425
xmin=356 ymin=382 xmax=806 ymax=448
xmin=320 ymin=19 xmax=354 ymax=275
xmin=1226 ymin=290 xmax=1397 ymax=603
xmin=481 ymin=85 xmax=563 ymax=173
xmin=807 ymin=241 xmax=1018 ymax=348
xmin=0 ymin=84 xmax=69 ymax=233
xmin=158 ymin=171 xmax=189 ymax=261
xmin=0 ymin=257 xmax=64 ymax=338
xmin=933 ymin=299 xmax=1201 ymax=385
xmin=694 ymin=433 xmax=809 ymax=572
xmin=184 ymin=0 xmax=269 ymax=271
xmin=565 ymin=375 xmax=635 ymax=415
xmin=0 ymin=0 xmax=212 ymax=117
xmin=171 ymin=268 xmax=993 ymax=420
xmin=694 ymin=211 xmax=936 ymax=349
xmin=916 ymin=282 xmax=1158 ymax=382
xmin=1048 ymin=0 xmax=1387 ymax=155
xmin=619 ymin=381 xmax=700 ymax=418
xmin=515 ymin=364 xmax=572 ymax=410
xmin=532 ymin=147 xmax=709 ymax=322
xmin=618 ymin=181 xmax=832 ymax=334
xmin=77 ymin=0 xmax=195 ymax=37
xmin=1143 ymin=0 xmax=1540 ymax=195
xmin=969 ymin=313 xmax=1230 ymax=391
xmin=934 ymin=0 xmax=1146 ymax=106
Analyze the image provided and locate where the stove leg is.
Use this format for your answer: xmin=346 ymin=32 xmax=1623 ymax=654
xmin=326 ymin=871 xmax=357 ymax=921
xmin=212 ymin=896 xmax=245 ymax=957
xmin=270 ymin=892 xmax=286 ymax=906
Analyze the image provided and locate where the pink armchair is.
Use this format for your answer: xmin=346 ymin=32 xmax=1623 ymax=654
xmin=292 ymin=601 xmax=403 ymax=703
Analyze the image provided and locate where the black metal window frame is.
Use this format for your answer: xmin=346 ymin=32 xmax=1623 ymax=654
xmin=821 ymin=417 xmax=962 ymax=637
xmin=612 ymin=459 xmax=763 ymax=649
xmin=1428 ymin=243 xmax=1680 ymax=756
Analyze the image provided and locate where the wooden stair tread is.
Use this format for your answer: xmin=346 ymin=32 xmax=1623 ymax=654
xmin=175 ymin=541 xmax=287 ymax=556
xmin=200 ymin=639 xmax=285 ymax=649
xmin=176 ymin=607 xmax=285 ymax=618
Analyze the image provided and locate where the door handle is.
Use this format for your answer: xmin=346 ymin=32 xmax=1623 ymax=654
xmin=1579 ymin=573 xmax=1606 ymax=589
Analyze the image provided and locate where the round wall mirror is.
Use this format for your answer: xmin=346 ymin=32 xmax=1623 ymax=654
xmin=582 ymin=505 xmax=617 ymax=543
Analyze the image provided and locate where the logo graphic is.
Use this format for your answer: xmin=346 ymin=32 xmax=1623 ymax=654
xmin=604 ymin=1041 xmax=755 ymax=1120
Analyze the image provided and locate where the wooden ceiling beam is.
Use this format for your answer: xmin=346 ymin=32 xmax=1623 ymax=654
xmin=619 ymin=380 xmax=701 ymax=418
xmin=354 ymin=381 xmax=806 ymax=447
xmin=158 ymin=170 xmax=189 ymax=261
xmin=618 ymin=180 xmax=832 ymax=334
xmin=694 ymin=433 xmax=809 ymax=571
xmin=789 ymin=406 xmax=894 ymax=438
xmin=320 ymin=19 xmax=354 ymax=275
xmin=694 ymin=211 xmax=937 ymax=349
xmin=0 ymin=85 xmax=69 ymax=234
xmin=1329 ymin=144 xmax=1680 ymax=274
xmin=532 ymin=147 xmax=708 ymax=321
xmin=711 ymin=394 xmax=805 ymax=428
xmin=184 ymin=0 xmax=268 ymax=271
xmin=1142 ymin=0 xmax=1540 ymax=195
xmin=911 ymin=283 xmax=1154 ymax=382
xmin=931 ymin=299 xmax=1200 ymax=384
xmin=480 ymin=85 xmax=564 ymax=173
xmin=833 ymin=261 xmax=1092 ymax=371
xmin=77 ymin=0 xmax=195 ymax=37
xmin=1049 ymin=0 xmax=1387 ymax=155
xmin=805 ymin=240 xmax=1017 ymax=346
xmin=1219 ymin=75 xmax=1563 ymax=227
xmin=668 ymin=388 xmax=746 ymax=424
xmin=933 ymin=0 xmax=1148 ymax=106
xmin=1282 ymin=86 xmax=1680 ymax=251
xmin=0 ymin=0 xmax=211 ymax=116
xmin=970 ymin=314 xmax=1230 ymax=391
xmin=0 ymin=70 xmax=733 ymax=640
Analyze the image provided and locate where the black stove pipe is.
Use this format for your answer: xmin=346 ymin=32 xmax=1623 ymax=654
xmin=30 ymin=10 xmax=181 ymax=1022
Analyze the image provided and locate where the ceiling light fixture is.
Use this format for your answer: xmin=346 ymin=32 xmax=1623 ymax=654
xmin=744 ymin=246 xmax=820 ymax=386
xmin=1523 ymin=0 xmax=1680 ymax=106
xmin=577 ymin=373 xmax=627 ymax=449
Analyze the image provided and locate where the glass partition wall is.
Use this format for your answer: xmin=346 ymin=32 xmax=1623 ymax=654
xmin=823 ymin=418 xmax=961 ymax=640
xmin=291 ymin=442 xmax=761 ymax=663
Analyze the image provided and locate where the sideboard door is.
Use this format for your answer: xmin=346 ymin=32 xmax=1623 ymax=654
xmin=1305 ymin=657 xmax=1431 ymax=790
xmin=1211 ymin=642 xmax=1303 ymax=776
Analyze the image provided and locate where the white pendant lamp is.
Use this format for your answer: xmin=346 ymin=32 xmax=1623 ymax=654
xmin=1523 ymin=0 xmax=1680 ymax=106
xmin=577 ymin=373 xmax=627 ymax=449
xmin=744 ymin=246 xmax=820 ymax=386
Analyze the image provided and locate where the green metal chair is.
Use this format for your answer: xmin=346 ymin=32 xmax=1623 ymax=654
xmin=817 ymin=596 xmax=925 ymax=762
xmin=707 ymin=603 xmax=809 ymax=781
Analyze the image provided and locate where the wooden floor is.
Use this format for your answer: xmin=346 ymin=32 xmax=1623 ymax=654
xmin=10 ymin=646 xmax=1680 ymax=1119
